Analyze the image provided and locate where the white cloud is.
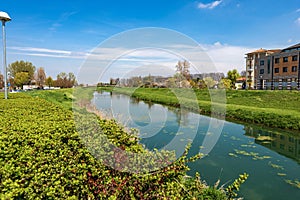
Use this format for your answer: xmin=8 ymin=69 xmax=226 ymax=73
xmin=287 ymin=39 xmax=293 ymax=43
xmin=296 ymin=17 xmax=300 ymax=25
xmin=201 ymin=43 xmax=256 ymax=73
xmin=9 ymin=46 xmax=88 ymax=59
xmin=198 ymin=0 xmax=223 ymax=9
xmin=10 ymin=46 xmax=71 ymax=55
xmin=296 ymin=8 xmax=300 ymax=12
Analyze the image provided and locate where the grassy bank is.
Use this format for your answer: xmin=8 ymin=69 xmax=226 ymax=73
xmin=26 ymin=88 xmax=75 ymax=110
xmin=99 ymin=87 xmax=300 ymax=131
xmin=0 ymin=91 xmax=246 ymax=199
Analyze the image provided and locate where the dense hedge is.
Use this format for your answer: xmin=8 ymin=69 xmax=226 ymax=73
xmin=0 ymin=93 xmax=245 ymax=199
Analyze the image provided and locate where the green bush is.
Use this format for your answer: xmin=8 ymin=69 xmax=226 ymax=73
xmin=0 ymin=93 xmax=246 ymax=199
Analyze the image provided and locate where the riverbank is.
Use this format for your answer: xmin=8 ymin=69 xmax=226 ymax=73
xmin=0 ymin=91 xmax=246 ymax=199
xmin=99 ymin=87 xmax=300 ymax=131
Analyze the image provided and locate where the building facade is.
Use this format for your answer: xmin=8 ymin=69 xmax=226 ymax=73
xmin=245 ymin=43 xmax=300 ymax=90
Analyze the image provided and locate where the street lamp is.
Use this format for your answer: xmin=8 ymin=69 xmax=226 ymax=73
xmin=0 ymin=11 xmax=11 ymax=99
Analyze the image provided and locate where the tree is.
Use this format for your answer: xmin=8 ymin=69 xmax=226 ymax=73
xmin=55 ymin=72 xmax=77 ymax=88
xmin=0 ymin=74 xmax=3 ymax=89
xmin=175 ymin=60 xmax=190 ymax=80
xmin=68 ymin=72 xmax=77 ymax=86
xmin=227 ymin=69 xmax=240 ymax=88
xmin=182 ymin=60 xmax=191 ymax=80
xmin=45 ymin=76 xmax=54 ymax=88
xmin=218 ymin=78 xmax=232 ymax=89
xmin=55 ymin=72 xmax=67 ymax=88
xmin=8 ymin=61 xmax=36 ymax=81
xmin=14 ymin=72 xmax=30 ymax=87
xmin=166 ymin=77 xmax=176 ymax=88
xmin=203 ymin=77 xmax=216 ymax=89
xmin=36 ymin=67 xmax=46 ymax=87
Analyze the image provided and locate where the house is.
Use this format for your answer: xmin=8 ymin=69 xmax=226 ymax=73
xmin=235 ymin=77 xmax=246 ymax=90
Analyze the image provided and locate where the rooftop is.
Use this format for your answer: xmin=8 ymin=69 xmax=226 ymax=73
xmin=246 ymin=48 xmax=280 ymax=55
xmin=282 ymin=43 xmax=300 ymax=52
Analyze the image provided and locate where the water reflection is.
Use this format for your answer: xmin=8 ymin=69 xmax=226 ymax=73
xmin=244 ymin=126 xmax=300 ymax=164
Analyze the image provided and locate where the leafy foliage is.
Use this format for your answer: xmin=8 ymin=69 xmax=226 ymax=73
xmin=8 ymin=60 xmax=36 ymax=80
xmin=226 ymin=173 xmax=249 ymax=198
xmin=0 ymin=92 xmax=246 ymax=199
xmin=14 ymin=72 xmax=30 ymax=87
xmin=45 ymin=76 xmax=54 ymax=88
xmin=227 ymin=69 xmax=240 ymax=88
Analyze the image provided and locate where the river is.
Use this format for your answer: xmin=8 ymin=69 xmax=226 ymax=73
xmin=92 ymin=91 xmax=300 ymax=200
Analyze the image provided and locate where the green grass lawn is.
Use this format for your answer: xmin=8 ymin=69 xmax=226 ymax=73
xmin=25 ymin=88 xmax=75 ymax=110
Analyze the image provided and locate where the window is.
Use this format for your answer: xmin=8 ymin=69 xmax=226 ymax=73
xmin=283 ymin=67 xmax=288 ymax=73
xmin=260 ymin=69 xmax=264 ymax=74
xmin=283 ymin=57 xmax=288 ymax=62
xmin=292 ymin=66 xmax=297 ymax=72
xmin=292 ymin=55 xmax=298 ymax=61
xmin=260 ymin=60 xmax=265 ymax=66
xmin=275 ymin=68 xmax=279 ymax=73
xmin=267 ymin=59 xmax=270 ymax=74
xmin=275 ymin=58 xmax=280 ymax=64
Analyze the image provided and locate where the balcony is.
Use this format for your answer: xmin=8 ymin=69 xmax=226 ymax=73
xmin=247 ymin=68 xmax=253 ymax=72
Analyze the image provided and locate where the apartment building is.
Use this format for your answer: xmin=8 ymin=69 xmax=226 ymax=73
xmin=245 ymin=43 xmax=300 ymax=90
xmin=245 ymin=49 xmax=280 ymax=89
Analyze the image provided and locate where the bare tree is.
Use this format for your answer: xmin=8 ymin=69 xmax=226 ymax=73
xmin=55 ymin=72 xmax=77 ymax=88
xmin=175 ymin=60 xmax=190 ymax=80
xmin=0 ymin=73 xmax=3 ymax=89
xmin=182 ymin=60 xmax=191 ymax=80
xmin=35 ymin=67 xmax=46 ymax=87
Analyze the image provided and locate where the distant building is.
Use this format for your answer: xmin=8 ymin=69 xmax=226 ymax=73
xmin=23 ymin=85 xmax=39 ymax=91
xmin=245 ymin=43 xmax=300 ymax=90
xmin=235 ymin=77 xmax=246 ymax=90
xmin=191 ymin=72 xmax=225 ymax=81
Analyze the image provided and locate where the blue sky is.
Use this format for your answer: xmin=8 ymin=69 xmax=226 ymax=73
xmin=1 ymin=0 xmax=300 ymax=82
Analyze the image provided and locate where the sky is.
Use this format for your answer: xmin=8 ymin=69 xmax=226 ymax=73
xmin=1 ymin=0 xmax=300 ymax=83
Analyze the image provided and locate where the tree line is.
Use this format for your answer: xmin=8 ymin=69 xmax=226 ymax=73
xmin=106 ymin=60 xmax=244 ymax=90
xmin=0 ymin=60 xmax=77 ymax=90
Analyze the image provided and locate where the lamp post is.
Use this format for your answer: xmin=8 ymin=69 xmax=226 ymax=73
xmin=0 ymin=11 xmax=11 ymax=99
